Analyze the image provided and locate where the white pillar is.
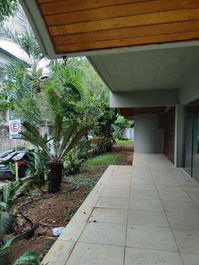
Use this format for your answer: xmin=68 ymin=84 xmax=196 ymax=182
xmin=134 ymin=113 xmax=164 ymax=153
xmin=174 ymin=104 xmax=185 ymax=167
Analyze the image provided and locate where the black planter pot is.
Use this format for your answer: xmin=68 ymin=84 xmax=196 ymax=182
xmin=48 ymin=162 xmax=63 ymax=193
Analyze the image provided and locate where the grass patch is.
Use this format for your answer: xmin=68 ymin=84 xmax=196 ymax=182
xmin=86 ymin=153 xmax=119 ymax=166
xmin=67 ymin=143 xmax=133 ymax=192
xmin=116 ymin=140 xmax=134 ymax=145
xmin=67 ymin=154 xmax=120 ymax=191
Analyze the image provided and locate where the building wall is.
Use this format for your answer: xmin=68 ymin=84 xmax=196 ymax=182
xmin=122 ymin=128 xmax=134 ymax=140
xmin=180 ymin=73 xmax=199 ymax=105
xmin=134 ymin=113 xmax=164 ymax=153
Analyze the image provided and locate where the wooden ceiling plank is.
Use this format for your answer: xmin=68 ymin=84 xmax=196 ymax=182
xmin=45 ymin=0 xmax=199 ymax=26
xmin=38 ymin=0 xmax=59 ymax=3
xmin=55 ymin=31 xmax=199 ymax=53
xmin=39 ymin=0 xmax=153 ymax=15
xmin=49 ymin=8 xmax=199 ymax=36
xmin=53 ymin=20 xmax=199 ymax=46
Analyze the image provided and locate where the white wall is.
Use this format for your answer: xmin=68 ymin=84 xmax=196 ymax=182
xmin=122 ymin=128 xmax=134 ymax=140
xmin=134 ymin=113 xmax=164 ymax=153
xmin=180 ymin=73 xmax=199 ymax=104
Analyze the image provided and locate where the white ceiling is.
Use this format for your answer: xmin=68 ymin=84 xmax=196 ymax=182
xmin=89 ymin=45 xmax=199 ymax=92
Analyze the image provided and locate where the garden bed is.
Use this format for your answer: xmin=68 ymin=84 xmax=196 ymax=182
xmin=7 ymin=142 xmax=133 ymax=264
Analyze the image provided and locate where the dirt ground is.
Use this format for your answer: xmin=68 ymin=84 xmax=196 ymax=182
xmin=7 ymin=144 xmax=133 ymax=264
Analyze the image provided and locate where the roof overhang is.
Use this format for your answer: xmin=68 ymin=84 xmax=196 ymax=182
xmin=19 ymin=0 xmax=199 ymax=58
xmin=19 ymin=0 xmax=199 ymax=106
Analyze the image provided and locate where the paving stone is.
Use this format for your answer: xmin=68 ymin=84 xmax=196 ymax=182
xmin=125 ymin=247 xmax=183 ymax=265
xmin=42 ymin=240 xmax=75 ymax=265
xmin=66 ymin=242 xmax=124 ymax=265
xmin=126 ymin=225 xmax=178 ymax=252
xmin=79 ymin=222 xmax=126 ymax=246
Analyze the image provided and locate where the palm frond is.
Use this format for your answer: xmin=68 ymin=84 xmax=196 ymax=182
xmin=64 ymin=81 xmax=81 ymax=101
xmin=13 ymin=252 xmax=41 ymax=265
xmin=2 ymin=184 xmax=10 ymax=204
xmin=22 ymin=122 xmax=52 ymax=159
xmin=59 ymin=122 xmax=78 ymax=158
xmin=12 ymin=180 xmax=32 ymax=202
xmin=0 ymin=237 xmax=15 ymax=257
xmin=0 ymin=212 xmax=12 ymax=234
xmin=61 ymin=126 xmax=90 ymax=158
xmin=44 ymin=85 xmax=64 ymax=117
xmin=54 ymin=115 xmax=63 ymax=143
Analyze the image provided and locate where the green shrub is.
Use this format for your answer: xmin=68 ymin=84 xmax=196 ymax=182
xmin=64 ymin=151 xmax=83 ymax=175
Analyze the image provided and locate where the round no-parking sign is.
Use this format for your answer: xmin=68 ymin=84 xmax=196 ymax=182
xmin=9 ymin=119 xmax=21 ymax=139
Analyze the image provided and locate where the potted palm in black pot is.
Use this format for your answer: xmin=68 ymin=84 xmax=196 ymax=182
xmin=21 ymin=86 xmax=89 ymax=192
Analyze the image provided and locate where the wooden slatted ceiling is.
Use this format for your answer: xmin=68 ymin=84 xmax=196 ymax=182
xmin=36 ymin=0 xmax=199 ymax=54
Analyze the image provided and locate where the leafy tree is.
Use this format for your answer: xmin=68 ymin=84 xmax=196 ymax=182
xmin=112 ymin=116 xmax=130 ymax=140
xmin=0 ymin=0 xmax=17 ymax=23
xmin=0 ymin=10 xmax=48 ymax=123
xmin=73 ymin=58 xmax=117 ymax=151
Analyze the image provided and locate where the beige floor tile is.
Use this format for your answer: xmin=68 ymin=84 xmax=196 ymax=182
xmin=89 ymin=207 xmax=128 ymax=224
xmin=58 ymin=221 xmax=86 ymax=242
xmin=42 ymin=240 xmax=75 ymax=265
xmin=175 ymin=174 xmax=197 ymax=184
xmin=181 ymin=253 xmax=199 ymax=265
xmin=42 ymin=155 xmax=199 ymax=264
xmin=71 ymin=206 xmax=93 ymax=222
xmin=162 ymin=200 xmax=199 ymax=214
xmin=131 ymin=184 xmax=156 ymax=191
xmin=96 ymin=196 xmax=129 ymax=209
xmin=126 ymin=225 xmax=177 ymax=251
xmin=129 ymin=199 xmax=164 ymax=211
xmin=106 ymin=183 xmax=130 ymax=191
xmin=82 ymin=194 xmax=100 ymax=207
xmin=108 ymin=180 xmax=131 ymax=187
xmin=66 ymin=242 xmax=124 ymax=265
xmin=130 ymin=190 xmax=159 ymax=200
xmin=102 ymin=188 xmax=129 ymax=198
xmin=124 ymin=248 xmax=183 ymax=265
xmin=159 ymin=190 xmax=192 ymax=202
xmin=156 ymin=184 xmax=183 ymax=192
xmin=153 ymin=178 xmax=178 ymax=185
xmin=173 ymin=229 xmax=199 ymax=254
xmin=180 ymin=185 xmax=199 ymax=193
xmin=133 ymin=177 xmax=154 ymax=185
xmin=79 ymin=222 xmax=126 ymax=246
xmin=167 ymin=212 xmax=199 ymax=230
xmin=188 ymin=192 xmax=199 ymax=205
xmin=128 ymin=209 xmax=169 ymax=227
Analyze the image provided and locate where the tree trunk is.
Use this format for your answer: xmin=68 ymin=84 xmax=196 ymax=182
xmin=48 ymin=162 xmax=63 ymax=193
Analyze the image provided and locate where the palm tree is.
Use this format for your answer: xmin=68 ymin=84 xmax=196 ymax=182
xmin=22 ymin=86 xmax=90 ymax=192
xmin=0 ymin=6 xmax=50 ymax=123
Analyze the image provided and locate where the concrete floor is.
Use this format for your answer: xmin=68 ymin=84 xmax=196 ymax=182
xmin=42 ymin=153 xmax=199 ymax=265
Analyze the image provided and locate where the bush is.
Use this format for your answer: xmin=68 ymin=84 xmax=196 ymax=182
xmin=112 ymin=116 xmax=130 ymax=140
xmin=64 ymin=151 xmax=83 ymax=175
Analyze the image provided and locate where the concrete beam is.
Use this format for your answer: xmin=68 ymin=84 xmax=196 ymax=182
xmin=110 ymin=89 xmax=179 ymax=108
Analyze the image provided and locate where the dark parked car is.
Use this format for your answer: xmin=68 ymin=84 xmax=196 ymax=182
xmin=0 ymin=148 xmax=33 ymax=180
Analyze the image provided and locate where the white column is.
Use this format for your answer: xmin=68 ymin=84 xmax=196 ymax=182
xmin=134 ymin=113 xmax=164 ymax=153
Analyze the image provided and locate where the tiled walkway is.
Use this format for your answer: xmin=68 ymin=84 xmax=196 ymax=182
xmin=42 ymin=153 xmax=199 ymax=265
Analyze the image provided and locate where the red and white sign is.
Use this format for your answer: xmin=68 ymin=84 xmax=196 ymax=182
xmin=9 ymin=120 xmax=21 ymax=139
